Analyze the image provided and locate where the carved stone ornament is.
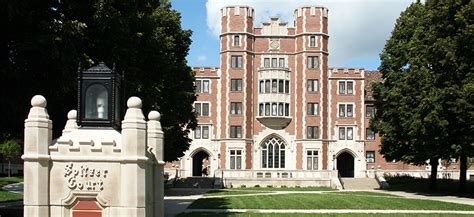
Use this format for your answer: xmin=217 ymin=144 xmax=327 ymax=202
xmin=270 ymin=40 xmax=280 ymax=49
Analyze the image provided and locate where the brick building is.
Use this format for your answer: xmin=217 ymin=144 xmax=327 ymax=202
xmin=170 ymin=5 xmax=467 ymax=184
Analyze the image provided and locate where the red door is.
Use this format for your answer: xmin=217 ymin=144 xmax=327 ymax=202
xmin=72 ymin=201 xmax=102 ymax=217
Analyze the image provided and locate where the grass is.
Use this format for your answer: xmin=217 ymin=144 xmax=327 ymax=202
xmin=189 ymin=192 xmax=474 ymax=210
xmin=385 ymin=175 xmax=474 ymax=197
xmin=0 ymin=177 xmax=23 ymax=188
xmin=0 ymin=176 xmax=23 ymax=203
xmin=178 ymin=213 xmax=473 ymax=217
xmin=325 ymin=191 xmax=401 ymax=197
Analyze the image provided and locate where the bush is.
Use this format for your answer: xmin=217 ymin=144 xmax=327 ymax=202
xmin=254 ymin=185 xmax=260 ymax=188
xmin=280 ymin=185 xmax=287 ymax=188
xmin=240 ymin=185 xmax=246 ymax=188
xmin=266 ymin=185 xmax=273 ymax=188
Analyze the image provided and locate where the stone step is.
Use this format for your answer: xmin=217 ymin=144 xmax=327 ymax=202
xmin=341 ymin=178 xmax=380 ymax=190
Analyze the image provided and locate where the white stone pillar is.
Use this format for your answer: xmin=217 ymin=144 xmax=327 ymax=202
xmin=147 ymin=111 xmax=164 ymax=217
xmin=121 ymin=97 xmax=147 ymax=216
xmin=22 ymin=95 xmax=51 ymax=217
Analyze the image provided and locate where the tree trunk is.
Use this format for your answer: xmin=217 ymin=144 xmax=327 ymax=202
xmin=8 ymin=160 xmax=11 ymax=177
xmin=429 ymin=158 xmax=438 ymax=191
xmin=458 ymin=154 xmax=467 ymax=193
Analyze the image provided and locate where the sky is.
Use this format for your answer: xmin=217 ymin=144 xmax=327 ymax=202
xmin=171 ymin=0 xmax=416 ymax=70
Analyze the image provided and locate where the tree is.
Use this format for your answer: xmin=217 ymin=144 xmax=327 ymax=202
xmin=0 ymin=140 xmax=21 ymax=177
xmin=372 ymin=0 xmax=474 ymax=191
xmin=0 ymin=0 xmax=197 ymax=161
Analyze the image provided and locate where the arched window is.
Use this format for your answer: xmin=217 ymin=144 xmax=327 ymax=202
xmin=261 ymin=137 xmax=286 ymax=168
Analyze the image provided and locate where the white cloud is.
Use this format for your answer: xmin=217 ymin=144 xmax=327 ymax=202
xmin=206 ymin=0 xmax=415 ymax=68
xmin=197 ymin=55 xmax=207 ymax=61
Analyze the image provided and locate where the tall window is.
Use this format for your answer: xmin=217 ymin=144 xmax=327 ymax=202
xmin=230 ymin=149 xmax=242 ymax=169
xmin=339 ymin=81 xmax=354 ymax=95
xmin=339 ymin=126 xmax=354 ymax=140
xmin=308 ymin=103 xmax=318 ymax=116
xmin=272 ymin=103 xmax=277 ymax=116
xmin=308 ymin=79 xmax=318 ymax=93
xmin=265 ymin=80 xmax=270 ymax=93
xmin=308 ymin=126 xmax=319 ymax=139
xmin=310 ymin=36 xmax=316 ymax=47
xmin=195 ymin=103 xmax=209 ymax=116
xmin=261 ymin=137 xmax=286 ymax=168
xmin=279 ymin=58 xmax=285 ymax=68
xmin=307 ymin=150 xmax=318 ymax=170
xmin=230 ymin=102 xmax=242 ymax=115
xmin=231 ymin=79 xmax=242 ymax=92
xmin=285 ymin=80 xmax=290 ymax=94
xmin=195 ymin=79 xmax=210 ymax=93
xmin=259 ymin=103 xmax=264 ymax=116
xmin=233 ymin=35 xmax=240 ymax=47
xmin=230 ymin=126 xmax=242 ymax=138
xmin=272 ymin=80 xmax=277 ymax=93
xmin=278 ymin=80 xmax=284 ymax=93
xmin=271 ymin=58 xmax=278 ymax=68
xmin=194 ymin=125 xmax=210 ymax=139
xmin=366 ymin=151 xmax=375 ymax=163
xmin=231 ymin=55 xmax=242 ymax=68
xmin=339 ymin=104 xmax=354 ymax=117
xmin=366 ymin=105 xmax=375 ymax=118
xmin=264 ymin=58 xmax=270 ymax=67
xmin=366 ymin=128 xmax=375 ymax=140
xmin=308 ymin=56 xmax=319 ymax=69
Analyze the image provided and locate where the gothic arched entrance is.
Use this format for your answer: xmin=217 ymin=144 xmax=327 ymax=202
xmin=192 ymin=150 xmax=210 ymax=176
xmin=337 ymin=151 xmax=354 ymax=177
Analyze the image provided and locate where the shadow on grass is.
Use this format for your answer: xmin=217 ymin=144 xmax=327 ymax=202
xmin=385 ymin=176 xmax=474 ymax=199
xmin=174 ymin=195 xmax=234 ymax=216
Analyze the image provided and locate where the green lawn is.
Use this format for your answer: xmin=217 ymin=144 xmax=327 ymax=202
xmin=0 ymin=177 xmax=23 ymax=188
xmin=0 ymin=176 xmax=23 ymax=202
xmin=224 ymin=186 xmax=333 ymax=192
xmin=189 ymin=192 xmax=474 ymax=210
xmin=178 ymin=213 xmax=472 ymax=217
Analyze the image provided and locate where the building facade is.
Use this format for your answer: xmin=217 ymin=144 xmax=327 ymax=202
xmin=173 ymin=5 xmax=466 ymax=183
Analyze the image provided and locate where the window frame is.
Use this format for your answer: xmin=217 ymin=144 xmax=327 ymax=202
xmin=307 ymin=56 xmax=319 ymax=69
xmin=307 ymin=103 xmax=318 ymax=116
xmin=231 ymin=79 xmax=242 ymax=92
xmin=229 ymin=149 xmax=243 ymax=170
xmin=366 ymin=105 xmax=375 ymax=118
xmin=309 ymin=36 xmax=316 ymax=47
xmin=195 ymin=79 xmax=210 ymax=93
xmin=233 ymin=35 xmax=240 ymax=47
xmin=231 ymin=55 xmax=243 ymax=68
xmin=230 ymin=125 xmax=242 ymax=138
xmin=366 ymin=151 xmax=375 ymax=163
xmin=230 ymin=102 xmax=242 ymax=115
xmin=308 ymin=79 xmax=318 ymax=93
xmin=194 ymin=102 xmax=210 ymax=116
xmin=366 ymin=128 xmax=375 ymax=140
xmin=306 ymin=150 xmax=319 ymax=170
xmin=307 ymin=126 xmax=319 ymax=139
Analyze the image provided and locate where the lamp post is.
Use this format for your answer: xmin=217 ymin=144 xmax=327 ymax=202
xmin=77 ymin=62 xmax=122 ymax=129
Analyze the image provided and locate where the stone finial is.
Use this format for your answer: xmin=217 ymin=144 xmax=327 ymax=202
xmin=127 ymin=96 xmax=142 ymax=109
xmin=148 ymin=111 xmax=161 ymax=121
xmin=123 ymin=96 xmax=145 ymax=122
xmin=27 ymin=95 xmax=50 ymax=119
xmin=63 ymin=110 xmax=79 ymax=134
xmin=31 ymin=95 xmax=47 ymax=107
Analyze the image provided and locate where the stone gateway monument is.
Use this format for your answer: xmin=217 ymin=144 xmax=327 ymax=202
xmin=22 ymin=95 xmax=164 ymax=217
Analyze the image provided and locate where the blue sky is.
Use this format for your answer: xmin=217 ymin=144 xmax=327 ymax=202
xmin=171 ymin=0 xmax=415 ymax=70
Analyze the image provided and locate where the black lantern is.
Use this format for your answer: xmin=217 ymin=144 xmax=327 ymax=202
xmin=77 ymin=62 xmax=122 ymax=129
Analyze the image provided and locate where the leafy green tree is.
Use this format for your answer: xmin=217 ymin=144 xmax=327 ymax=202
xmin=0 ymin=0 xmax=197 ymax=161
xmin=372 ymin=0 xmax=474 ymax=191
xmin=0 ymin=140 xmax=21 ymax=177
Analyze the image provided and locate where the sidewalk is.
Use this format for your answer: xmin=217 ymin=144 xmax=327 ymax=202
xmin=374 ymin=190 xmax=474 ymax=206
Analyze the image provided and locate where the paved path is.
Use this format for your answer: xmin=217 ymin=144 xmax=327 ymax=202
xmin=1 ymin=182 xmax=24 ymax=194
xmin=164 ymin=188 xmax=211 ymax=217
xmin=375 ymin=190 xmax=474 ymax=206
